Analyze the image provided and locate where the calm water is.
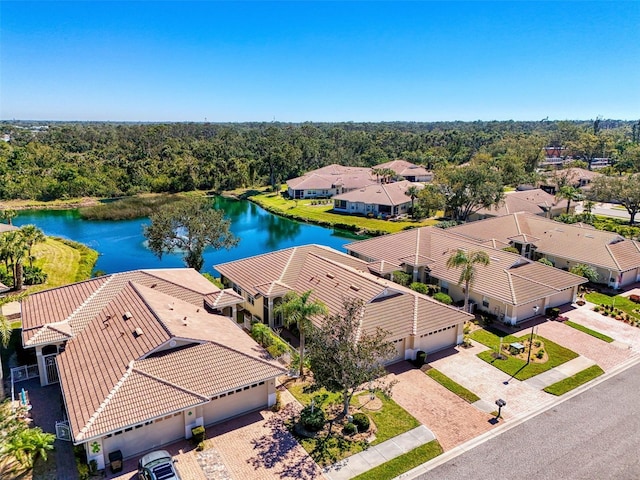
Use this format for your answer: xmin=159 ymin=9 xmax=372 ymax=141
xmin=12 ymin=197 xmax=361 ymax=277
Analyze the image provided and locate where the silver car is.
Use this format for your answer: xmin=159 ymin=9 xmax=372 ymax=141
xmin=137 ymin=450 xmax=181 ymax=480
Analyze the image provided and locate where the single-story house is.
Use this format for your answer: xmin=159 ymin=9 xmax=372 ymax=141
xmin=539 ymin=167 xmax=603 ymax=195
xmin=286 ymin=164 xmax=375 ymax=199
xmin=374 ymin=160 xmax=433 ymax=182
xmin=216 ymin=245 xmax=472 ymax=362
xmin=449 ymin=212 xmax=640 ymax=289
xmin=332 ymin=180 xmax=423 ymax=218
xmin=345 ymin=227 xmax=587 ymax=324
xmin=467 ymin=188 xmax=569 ymax=222
xmin=20 ymin=269 xmax=284 ymax=470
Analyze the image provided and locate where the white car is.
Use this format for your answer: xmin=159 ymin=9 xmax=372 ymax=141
xmin=137 ymin=450 xmax=181 ymax=480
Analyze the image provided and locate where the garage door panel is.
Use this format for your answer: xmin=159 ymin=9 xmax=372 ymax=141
xmin=385 ymin=338 xmax=405 ymax=365
xmin=417 ymin=326 xmax=457 ymax=353
xmin=103 ymin=413 xmax=183 ymax=459
xmin=547 ymin=289 xmax=574 ymax=309
xmin=204 ymin=384 xmax=267 ymax=426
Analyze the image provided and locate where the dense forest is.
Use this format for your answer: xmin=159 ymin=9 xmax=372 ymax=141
xmin=0 ymin=120 xmax=639 ymax=201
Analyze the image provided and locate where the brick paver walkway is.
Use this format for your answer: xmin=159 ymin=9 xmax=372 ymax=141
xmin=385 ymin=362 xmax=494 ymax=451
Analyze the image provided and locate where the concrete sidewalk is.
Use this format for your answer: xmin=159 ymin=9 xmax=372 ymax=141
xmin=524 ymin=355 xmax=596 ymax=390
xmin=323 ymin=425 xmax=435 ymax=480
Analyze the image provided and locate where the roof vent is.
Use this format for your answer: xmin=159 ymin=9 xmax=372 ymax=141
xmin=123 ymin=311 xmax=133 ymax=320
xmin=182 ymin=316 xmax=188 ymax=326
xmin=150 ymin=283 xmax=157 ymax=288
xmin=585 ymin=234 xmax=594 ymax=238
xmin=349 ymin=285 xmax=360 ymax=292
xmin=134 ymin=327 xmax=144 ymax=337
xmin=490 ymin=257 xmax=500 ymax=262
xmin=167 ymin=304 xmax=174 ymax=310
xmin=326 ymin=273 xmax=335 ymax=279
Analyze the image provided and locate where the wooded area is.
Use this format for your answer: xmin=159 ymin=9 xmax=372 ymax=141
xmin=1 ymin=120 xmax=638 ymax=201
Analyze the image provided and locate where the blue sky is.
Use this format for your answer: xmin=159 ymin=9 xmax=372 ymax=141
xmin=1 ymin=1 xmax=638 ymax=122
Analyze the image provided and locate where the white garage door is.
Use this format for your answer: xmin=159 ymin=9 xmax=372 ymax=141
xmin=204 ymin=382 xmax=267 ymax=426
xmin=385 ymin=338 xmax=405 ymax=365
xmin=417 ymin=325 xmax=457 ymax=353
xmin=547 ymin=289 xmax=574 ymax=309
xmin=103 ymin=412 xmax=184 ymax=460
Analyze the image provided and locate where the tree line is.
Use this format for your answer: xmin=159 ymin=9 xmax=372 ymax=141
xmin=1 ymin=120 xmax=638 ymax=202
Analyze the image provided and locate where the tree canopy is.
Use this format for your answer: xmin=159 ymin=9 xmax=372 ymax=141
xmin=307 ymin=298 xmax=396 ymax=416
xmin=143 ymin=196 xmax=238 ymax=271
xmin=589 ymin=174 xmax=640 ymax=225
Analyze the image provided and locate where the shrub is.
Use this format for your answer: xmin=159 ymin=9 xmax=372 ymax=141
xmin=343 ymin=422 xmax=357 ymax=435
xmin=534 ymin=340 xmax=541 ymax=348
xmin=196 ymin=441 xmax=205 ymax=451
xmin=536 ymin=350 xmax=544 ymax=359
xmin=410 ymin=282 xmax=429 ymax=295
xmin=266 ymin=343 xmax=287 ymax=358
xmin=538 ymin=257 xmax=554 ymax=267
xmin=392 ymin=270 xmax=411 ymax=287
xmin=502 ymin=246 xmax=520 ymax=254
xmin=23 ymin=265 xmax=48 ymax=285
xmin=433 ymin=292 xmax=453 ymax=305
xmin=191 ymin=425 xmax=205 ymax=445
xmin=352 ymin=413 xmax=370 ymax=432
xmin=427 ymin=284 xmax=441 ymax=296
xmin=272 ymin=390 xmax=282 ymax=412
xmin=593 ymin=306 xmax=600 ymax=312
xmin=300 ymin=405 xmax=325 ymax=432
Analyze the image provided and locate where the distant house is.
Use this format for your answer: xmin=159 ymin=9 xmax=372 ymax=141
xmin=345 ymin=227 xmax=586 ymax=324
xmin=286 ymin=164 xmax=375 ymax=199
xmin=539 ymin=168 xmax=603 ymax=195
xmin=467 ymin=189 xmax=569 ymax=222
xmin=20 ymin=269 xmax=283 ymax=470
xmin=449 ymin=212 xmax=640 ymax=289
xmin=374 ymin=160 xmax=433 ymax=182
xmin=216 ymin=245 xmax=471 ymax=362
xmin=332 ymin=180 xmax=422 ymax=218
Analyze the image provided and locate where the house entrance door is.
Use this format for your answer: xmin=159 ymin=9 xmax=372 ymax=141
xmin=44 ymin=354 xmax=60 ymax=384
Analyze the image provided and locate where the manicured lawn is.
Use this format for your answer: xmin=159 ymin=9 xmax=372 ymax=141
xmin=585 ymin=292 xmax=640 ymax=322
xmin=426 ymin=369 xmax=480 ymax=403
xmin=287 ymin=380 xmax=419 ymax=464
xmin=244 ymin=189 xmax=439 ymax=235
xmin=564 ymin=320 xmax=614 ymax=343
xmin=27 ymin=237 xmax=98 ymax=293
xmin=544 ymin=365 xmax=605 ymax=396
xmin=470 ymin=327 xmax=579 ymax=380
xmin=351 ymin=440 xmax=443 ymax=480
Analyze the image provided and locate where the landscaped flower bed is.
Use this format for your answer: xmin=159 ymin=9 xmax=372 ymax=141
xmin=586 ymin=292 xmax=640 ymax=328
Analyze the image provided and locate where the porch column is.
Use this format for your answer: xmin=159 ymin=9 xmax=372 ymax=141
xmin=412 ymin=267 xmax=418 ymax=282
xmin=35 ymin=347 xmax=46 ymax=387
xmin=268 ymin=297 xmax=274 ymax=328
xmin=231 ymin=305 xmax=237 ymax=321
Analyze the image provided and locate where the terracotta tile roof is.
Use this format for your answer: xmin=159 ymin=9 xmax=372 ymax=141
xmin=474 ymin=189 xmax=567 ymax=217
xmin=449 ymin=213 xmax=640 ymax=272
xmin=345 ymin=226 xmax=587 ymax=306
xmin=204 ymin=289 xmax=245 ymax=309
xmin=286 ymin=165 xmax=375 ymax=191
xmin=332 ymin=180 xmax=422 ymax=207
xmin=216 ymin=245 xmax=471 ymax=340
xmin=366 ymin=260 xmax=402 ymax=276
xmin=374 ymin=160 xmax=431 ymax=178
xmin=25 ymin=269 xmax=284 ymax=443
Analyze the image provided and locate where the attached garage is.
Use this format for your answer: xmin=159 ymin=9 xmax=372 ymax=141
xmin=103 ymin=412 xmax=184 ymax=459
xmin=385 ymin=338 xmax=406 ymax=364
xmin=547 ymin=288 xmax=575 ymax=309
xmin=415 ymin=324 xmax=458 ymax=354
xmin=204 ymin=382 xmax=268 ymax=426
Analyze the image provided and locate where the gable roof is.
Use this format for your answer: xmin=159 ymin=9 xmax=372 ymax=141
xmin=333 ymin=180 xmax=422 ymax=207
xmin=345 ymin=227 xmax=586 ymax=306
xmin=374 ymin=160 xmax=431 ymax=178
xmin=22 ymin=269 xmax=284 ymax=443
xmin=286 ymin=164 xmax=375 ymax=191
xmin=449 ymin=212 xmax=640 ymax=272
xmin=216 ymin=245 xmax=471 ymax=341
xmin=473 ymin=189 xmax=568 ymax=217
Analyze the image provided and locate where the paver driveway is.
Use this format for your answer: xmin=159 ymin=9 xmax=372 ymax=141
xmin=426 ymin=344 xmax=555 ymax=419
xmin=386 ymin=362 xmax=494 ymax=451
xmin=566 ymin=303 xmax=640 ymax=351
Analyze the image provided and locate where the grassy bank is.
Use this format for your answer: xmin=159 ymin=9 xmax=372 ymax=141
xmin=351 ymin=440 xmax=443 ymax=480
xmin=426 ymin=368 xmax=480 ymax=403
xmin=239 ymin=188 xmax=439 ymax=236
xmin=78 ymin=193 xmax=188 ymax=220
xmin=543 ymin=365 xmax=605 ymax=396
xmin=564 ymin=320 xmax=614 ymax=343
xmin=0 ymin=197 xmax=100 ymax=211
xmin=27 ymin=237 xmax=98 ymax=292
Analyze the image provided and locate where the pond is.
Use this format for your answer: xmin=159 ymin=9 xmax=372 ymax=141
xmin=12 ymin=196 xmax=362 ymax=277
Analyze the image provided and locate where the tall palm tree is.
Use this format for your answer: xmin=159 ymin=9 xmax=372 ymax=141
xmin=1 ymin=231 xmax=28 ymax=290
xmin=0 ymin=209 xmax=17 ymax=226
xmin=274 ymin=290 xmax=328 ymax=377
xmin=445 ymin=249 xmax=490 ymax=313
xmin=557 ymin=185 xmax=582 ymax=214
xmin=405 ymin=185 xmax=421 ymax=219
xmin=18 ymin=225 xmax=45 ymax=268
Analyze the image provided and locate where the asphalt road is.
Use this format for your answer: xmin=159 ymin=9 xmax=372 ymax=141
xmin=413 ymin=362 xmax=640 ymax=480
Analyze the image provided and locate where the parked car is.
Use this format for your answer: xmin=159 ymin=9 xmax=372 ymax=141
xmin=138 ymin=450 xmax=181 ymax=480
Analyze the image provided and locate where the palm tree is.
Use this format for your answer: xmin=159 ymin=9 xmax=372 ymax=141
xmin=557 ymin=185 xmax=582 ymax=214
xmin=1 ymin=231 xmax=28 ymax=290
xmin=18 ymin=225 xmax=45 ymax=268
xmin=0 ymin=293 xmax=27 ymax=348
xmin=274 ymin=290 xmax=328 ymax=377
xmin=405 ymin=185 xmax=421 ymax=219
xmin=445 ymin=249 xmax=490 ymax=313
xmin=0 ymin=209 xmax=17 ymax=226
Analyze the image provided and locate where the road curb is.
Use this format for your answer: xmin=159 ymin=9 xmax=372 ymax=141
xmin=394 ymin=353 xmax=640 ymax=479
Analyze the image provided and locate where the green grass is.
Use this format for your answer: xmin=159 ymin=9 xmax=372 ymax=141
xmin=287 ymin=380 xmax=419 ymax=465
xmin=543 ymin=365 xmax=605 ymax=396
xmin=564 ymin=320 xmax=614 ymax=343
xmin=470 ymin=327 xmax=579 ymax=380
xmin=585 ymin=292 xmax=640 ymax=322
xmin=351 ymin=440 xmax=443 ymax=480
xmin=426 ymin=369 xmax=480 ymax=403
xmin=243 ymin=188 xmax=439 ymax=235
xmin=78 ymin=193 xmax=187 ymax=220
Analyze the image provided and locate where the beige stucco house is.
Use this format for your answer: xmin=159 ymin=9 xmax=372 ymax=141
xmin=332 ymin=180 xmax=422 ymax=218
xmin=20 ymin=269 xmax=284 ymax=470
xmin=286 ymin=164 xmax=375 ymax=199
xmin=216 ymin=245 xmax=472 ymax=362
xmin=467 ymin=188 xmax=569 ymax=222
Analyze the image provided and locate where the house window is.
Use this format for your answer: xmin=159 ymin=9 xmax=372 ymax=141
xmin=482 ymin=297 xmax=489 ymax=308
xmin=247 ymin=294 xmax=255 ymax=305
xmin=232 ymin=283 xmax=242 ymax=295
xmin=440 ymin=280 xmax=449 ymax=295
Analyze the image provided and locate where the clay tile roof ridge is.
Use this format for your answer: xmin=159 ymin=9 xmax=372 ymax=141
xmin=505 ymin=269 xmax=517 ymax=304
xmin=78 ymin=361 xmax=135 ymax=441
xmin=128 ymin=282 xmax=174 ymax=337
xmin=140 ymin=270 xmax=215 ymax=298
xmin=412 ymin=296 xmax=419 ymax=335
xmin=604 ymin=243 xmax=623 ymax=271
xmin=25 ymin=322 xmax=72 ymax=346
xmin=63 ymin=274 xmax=116 ymax=325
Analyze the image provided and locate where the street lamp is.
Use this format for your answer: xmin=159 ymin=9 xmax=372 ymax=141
xmin=495 ymin=398 xmax=506 ymax=419
xmin=527 ymin=306 xmax=539 ymax=364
